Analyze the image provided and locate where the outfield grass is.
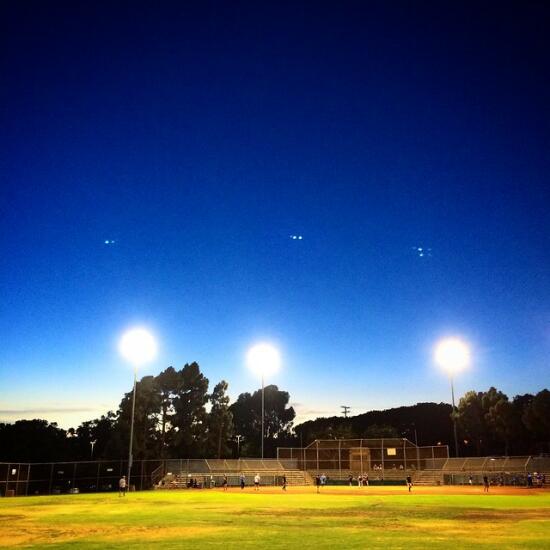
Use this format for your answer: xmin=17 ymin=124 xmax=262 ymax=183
xmin=0 ymin=487 xmax=549 ymax=549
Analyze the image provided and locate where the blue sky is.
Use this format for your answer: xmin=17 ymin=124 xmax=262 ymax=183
xmin=1 ymin=1 xmax=549 ymax=428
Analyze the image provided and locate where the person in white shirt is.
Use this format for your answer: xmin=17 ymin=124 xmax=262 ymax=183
xmin=254 ymin=473 xmax=261 ymax=490
xmin=118 ymin=476 xmax=127 ymax=497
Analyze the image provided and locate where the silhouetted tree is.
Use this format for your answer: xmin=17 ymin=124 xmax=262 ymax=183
xmin=522 ymin=389 xmax=550 ymax=452
xmin=73 ymin=411 xmax=118 ymax=460
xmin=155 ymin=366 xmax=180 ymax=457
xmin=0 ymin=420 xmax=69 ymax=462
xmin=205 ymin=380 xmax=234 ymax=458
xmin=172 ymin=362 xmax=209 ymax=457
xmin=231 ymin=385 xmax=295 ymax=457
xmin=456 ymin=391 xmax=488 ymax=455
xmin=484 ymin=391 xmax=519 ymax=455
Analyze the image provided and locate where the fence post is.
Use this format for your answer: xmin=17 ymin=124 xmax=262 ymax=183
xmin=381 ymin=438 xmax=385 ymax=475
xmin=316 ymin=441 xmax=319 ymax=474
xmin=5 ymin=463 xmax=10 ymax=496
xmin=403 ymin=440 xmax=407 ymax=471
xmin=360 ymin=439 xmax=363 ymax=474
xmin=48 ymin=463 xmax=54 ymax=495
xmin=16 ymin=464 xmax=21 ymax=496
xmin=26 ymin=464 xmax=31 ymax=496
xmin=338 ymin=440 xmax=341 ymax=479
xmin=96 ymin=462 xmax=101 ymax=492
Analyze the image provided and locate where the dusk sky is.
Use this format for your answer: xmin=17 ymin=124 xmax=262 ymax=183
xmin=1 ymin=1 xmax=549 ymax=428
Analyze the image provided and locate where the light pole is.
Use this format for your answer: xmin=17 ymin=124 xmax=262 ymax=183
xmin=119 ymin=327 xmax=158 ymax=490
xmin=247 ymin=343 xmax=281 ymax=459
xmin=90 ymin=440 xmax=97 ymax=460
xmin=235 ymin=435 xmax=243 ymax=457
xmin=434 ymin=337 xmax=471 ymax=458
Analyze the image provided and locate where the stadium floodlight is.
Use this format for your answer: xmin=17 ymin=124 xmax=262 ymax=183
xmin=119 ymin=328 xmax=158 ymax=489
xmin=247 ymin=343 xmax=281 ymax=459
xmin=434 ymin=337 xmax=471 ymax=458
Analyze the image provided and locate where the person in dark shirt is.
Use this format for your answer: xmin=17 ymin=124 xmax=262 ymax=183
xmin=483 ymin=475 xmax=489 ymax=492
xmin=406 ymin=475 xmax=412 ymax=492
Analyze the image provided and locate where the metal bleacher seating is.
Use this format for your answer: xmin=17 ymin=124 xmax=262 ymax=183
xmin=156 ymin=458 xmax=310 ymax=489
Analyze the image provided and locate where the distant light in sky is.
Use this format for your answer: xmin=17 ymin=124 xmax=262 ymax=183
xmin=247 ymin=343 xmax=281 ymax=378
xmin=434 ymin=337 xmax=471 ymax=375
xmin=290 ymin=235 xmax=303 ymax=240
xmin=104 ymin=239 xmax=116 ymax=245
xmin=412 ymin=246 xmax=431 ymax=258
xmin=118 ymin=328 xmax=158 ymax=367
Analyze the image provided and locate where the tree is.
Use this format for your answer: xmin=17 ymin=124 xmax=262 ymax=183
xmin=205 ymin=381 xmax=234 ymax=458
xmin=172 ymin=362 xmax=209 ymax=457
xmin=230 ymin=385 xmax=295 ymax=457
xmin=363 ymin=424 xmax=399 ymax=438
xmin=522 ymin=389 xmax=550 ymax=452
xmin=72 ymin=411 xmax=118 ymax=460
xmin=116 ymin=375 xmax=161 ymax=460
xmin=0 ymin=420 xmax=69 ymax=462
xmin=155 ymin=366 xmax=180 ymax=457
xmin=484 ymin=391 xmax=520 ymax=455
xmin=456 ymin=391 xmax=488 ymax=455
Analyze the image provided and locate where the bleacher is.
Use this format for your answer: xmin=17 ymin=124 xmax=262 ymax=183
xmin=413 ymin=470 xmax=444 ymax=486
xmin=305 ymin=468 xmax=415 ymax=484
xmin=156 ymin=458 xmax=311 ymax=489
xmin=155 ymin=453 xmax=548 ymax=490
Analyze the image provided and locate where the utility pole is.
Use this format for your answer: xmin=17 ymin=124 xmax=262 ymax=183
xmin=341 ymin=405 xmax=351 ymax=418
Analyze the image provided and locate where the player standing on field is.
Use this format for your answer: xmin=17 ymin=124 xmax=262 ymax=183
xmin=119 ymin=475 xmax=127 ymax=497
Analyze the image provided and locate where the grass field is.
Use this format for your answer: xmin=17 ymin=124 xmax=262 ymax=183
xmin=0 ymin=486 xmax=549 ymax=549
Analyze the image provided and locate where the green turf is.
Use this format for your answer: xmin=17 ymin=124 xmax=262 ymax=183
xmin=0 ymin=488 xmax=549 ymax=549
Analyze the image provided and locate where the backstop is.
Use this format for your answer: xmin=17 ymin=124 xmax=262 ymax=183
xmin=277 ymin=438 xmax=449 ymax=476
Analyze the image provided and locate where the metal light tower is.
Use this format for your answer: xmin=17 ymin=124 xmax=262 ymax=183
xmin=247 ymin=343 xmax=281 ymax=459
xmin=434 ymin=337 xmax=471 ymax=458
xmin=119 ymin=328 xmax=158 ymax=489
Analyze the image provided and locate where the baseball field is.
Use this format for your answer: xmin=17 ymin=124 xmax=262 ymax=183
xmin=0 ymin=486 xmax=548 ymax=549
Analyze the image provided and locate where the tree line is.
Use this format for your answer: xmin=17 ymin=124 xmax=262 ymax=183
xmin=296 ymin=388 xmax=550 ymax=456
xmin=0 ymin=363 xmax=296 ymax=462
xmin=0 ymin=361 xmax=548 ymax=462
